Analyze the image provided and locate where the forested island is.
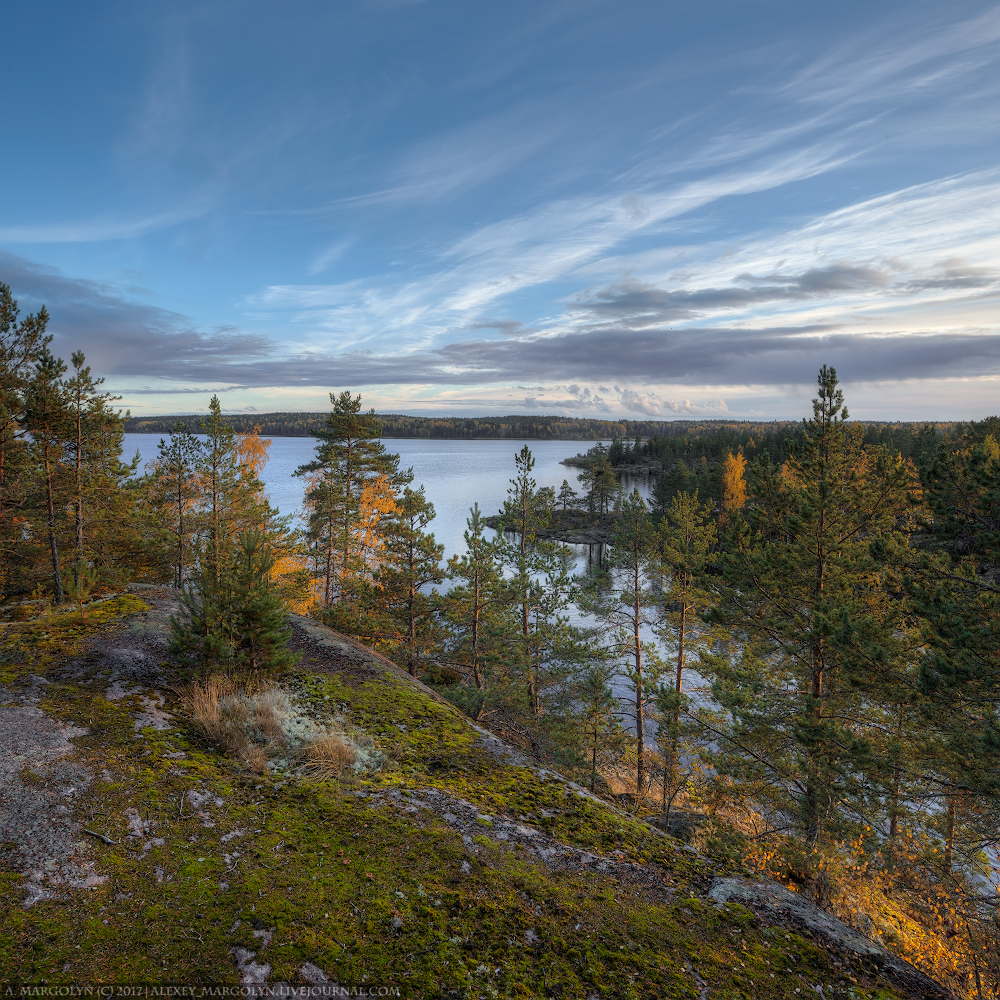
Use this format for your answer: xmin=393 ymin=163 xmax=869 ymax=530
xmin=2 ymin=282 xmax=998 ymax=996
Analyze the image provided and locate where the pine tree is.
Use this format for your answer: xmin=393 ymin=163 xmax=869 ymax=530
xmin=63 ymin=350 xmax=133 ymax=586
xmin=171 ymin=531 xmax=299 ymax=676
xmin=198 ymin=395 xmax=242 ymax=583
xmin=440 ymin=503 xmax=511 ymax=705
xmin=651 ymin=459 xmax=692 ymax=519
xmin=151 ymin=423 xmax=202 ymax=587
xmin=23 ymin=347 xmax=71 ymax=603
xmin=578 ymin=448 xmax=618 ymax=527
xmin=0 ymin=285 xmax=49 ymax=596
xmin=704 ymin=366 xmax=912 ymax=842
xmin=654 ymin=490 xmax=717 ymax=790
xmin=557 ymin=479 xmax=580 ymax=511
xmin=299 ymin=468 xmax=343 ymax=608
xmin=575 ymin=661 xmax=627 ymax=793
xmin=296 ymin=391 xmax=406 ymax=608
xmin=170 ymin=537 xmax=236 ymax=671
xmin=581 ymin=488 xmax=664 ymax=796
xmin=377 ymin=484 xmax=444 ymax=675
xmin=498 ymin=445 xmax=574 ymax=716
xmin=229 ymin=530 xmax=300 ymax=675
xmin=907 ymin=424 xmax=1000 ymax=861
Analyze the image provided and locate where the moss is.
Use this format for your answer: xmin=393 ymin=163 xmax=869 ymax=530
xmin=0 ymin=599 xmax=911 ymax=997
xmin=0 ymin=595 xmax=150 ymax=679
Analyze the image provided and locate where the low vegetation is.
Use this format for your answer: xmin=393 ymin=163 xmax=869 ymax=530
xmin=1 ymin=590 xmax=931 ymax=995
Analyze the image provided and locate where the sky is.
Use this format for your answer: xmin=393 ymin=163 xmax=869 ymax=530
xmin=3 ymin=0 xmax=1000 ymax=421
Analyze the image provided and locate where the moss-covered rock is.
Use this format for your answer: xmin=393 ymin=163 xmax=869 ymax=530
xmin=0 ymin=587 xmax=950 ymax=997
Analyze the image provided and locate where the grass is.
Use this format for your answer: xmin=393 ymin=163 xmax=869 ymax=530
xmin=298 ymin=733 xmax=357 ymax=780
xmin=183 ymin=674 xmax=288 ymax=774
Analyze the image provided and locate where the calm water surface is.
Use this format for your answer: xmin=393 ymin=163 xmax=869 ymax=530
xmin=124 ymin=434 xmax=669 ymax=716
xmin=125 ymin=434 xmax=652 ymax=566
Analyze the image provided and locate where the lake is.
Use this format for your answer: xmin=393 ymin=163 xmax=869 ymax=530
xmin=124 ymin=433 xmax=671 ymax=724
xmin=124 ymin=434 xmax=653 ymax=567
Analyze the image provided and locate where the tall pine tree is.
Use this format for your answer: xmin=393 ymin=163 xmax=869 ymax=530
xmin=296 ymin=391 xmax=406 ymax=609
xmin=23 ymin=348 xmax=70 ymax=603
xmin=440 ymin=503 xmax=511 ymax=708
xmin=654 ymin=490 xmax=717 ymax=792
xmin=581 ymin=488 xmax=664 ymax=796
xmin=376 ymin=484 xmax=444 ymax=675
xmin=0 ymin=285 xmax=48 ymax=596
xmin=705 ymin=366 xmax=912 ymax=842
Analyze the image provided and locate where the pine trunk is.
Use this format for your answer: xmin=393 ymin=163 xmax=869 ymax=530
xmin=670 ymin=598 xmax=686 ymax=781
xmin=944 ymin=794 xmax=956 ymax=871
xmin=44 ymin=443 xmax=63 ymax=604
xmin=74 ymin=397 xmax=84 ymax=577
xmin=634 ymin=558 xmax=644 ymax=797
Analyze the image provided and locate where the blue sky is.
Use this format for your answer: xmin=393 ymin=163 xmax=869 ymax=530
xmin=3 ymin=0 xmax=1000 ymax=419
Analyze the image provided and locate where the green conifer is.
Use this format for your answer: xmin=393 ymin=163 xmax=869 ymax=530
xmin=704 ymin=366 xmax=912 ymax=842
xmin=377 ymin=484 xmax=444 ymax=675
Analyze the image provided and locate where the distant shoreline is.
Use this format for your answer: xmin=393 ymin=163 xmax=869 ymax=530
xmin=124 ymin=411 xmax=830 ymax=441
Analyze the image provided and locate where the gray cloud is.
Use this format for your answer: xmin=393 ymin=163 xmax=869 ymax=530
xmin=0 ymin=252 xmax=273 ymax=381
xmin=465 ymin=317 xmax=531 ymax=337
xmin=301 ymin=325 xmax=1000 ymax=388
xmin=5 ymin=251 xmax=1000 ymax=393
xmin=570 ymin=262 xmax=998 ymax=329
xmin=206 ymin=325 xmax=1000 ymax=388
xmin=899 ymin=261 xmax=998 ymax=292
xmin=570 ymin=265 xmax=893 ymax=325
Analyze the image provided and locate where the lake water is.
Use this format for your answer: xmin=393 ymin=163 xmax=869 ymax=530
xmin=124 ymin=434 xmax=653 ymax=567
xmin=124 ymin=433 xmax=670 ymax=727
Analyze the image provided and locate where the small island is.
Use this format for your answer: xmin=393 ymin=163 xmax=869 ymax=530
xmin=486 ymin=507 xmax=619 ymax=546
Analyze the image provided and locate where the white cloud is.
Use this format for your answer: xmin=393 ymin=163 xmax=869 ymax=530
xmin=0 ymin=203 xmax=208 ymax=244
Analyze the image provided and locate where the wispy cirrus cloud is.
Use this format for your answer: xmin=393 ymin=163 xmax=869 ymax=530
xmin=326 ymin=106 xmax=564 ymax=210
xmin=5 ymin=2 xmax=1000 ymax=423
xmin=786 ymin=3 xmax=1000 ymax=109
xmin=435 ymin=141 xmax=855 ymax=315
xmin=0 ymin=203 xmax=209 ymax=244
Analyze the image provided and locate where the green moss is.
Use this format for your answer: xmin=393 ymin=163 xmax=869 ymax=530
xmin=0 ymin=594 xmax=150 ymax=678
xmin=0 ymin=602 xmax=909 ymax=996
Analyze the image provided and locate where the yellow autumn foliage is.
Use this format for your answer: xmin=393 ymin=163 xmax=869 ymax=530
xmin=355 ymin=474 xmax=398 ymax=578
xmin=719 ymin=450 xmax=747 ymax=523
xmin=236 ymin=425 xmax=271 ymax=482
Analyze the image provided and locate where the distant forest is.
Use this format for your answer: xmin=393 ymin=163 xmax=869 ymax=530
xmin=125 ymin=410 xmax=958 ymax=445
xmin=124 ymin=411 xmax=741 ymax=439
xmin=584 ymin=418 xmax=968 ymax=510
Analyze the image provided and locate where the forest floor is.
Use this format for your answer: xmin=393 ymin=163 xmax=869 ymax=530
xmin=0 ymin=586 xmax=953 ymax=997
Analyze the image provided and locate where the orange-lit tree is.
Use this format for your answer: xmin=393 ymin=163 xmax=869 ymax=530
xmin=296 ymin=391 xmax=408 ymax=613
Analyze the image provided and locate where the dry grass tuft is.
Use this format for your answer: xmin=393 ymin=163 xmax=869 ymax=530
xmin=183 ymin=674 xmax=287 ymax=771
xmin=243 ymin=745 xmax=269 ymax=775
xmin=254 ymin=702 xmax=286 ymax=744
xmin=183 ymin=675 xmax=370 ymax=781
xmin=298 ymin=734 xmax=357 ymax=780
